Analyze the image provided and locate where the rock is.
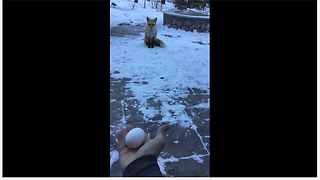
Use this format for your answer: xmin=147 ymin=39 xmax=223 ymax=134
xmin=167 ymin=24 xmax=172 ymax=28
xmin=165 ymin=16 xmax=172 ymax=24
xmin=201 ymin=23 xmax=205 ymax=30
xmin=122 ymin=78 xmax=131 ymax=81
xmin=184 ymin=19 xmax=193 ymax=26
xmin=142 ymin=81 xmax=148 ymax=84
xmin=182 ymin=26 xmax=189 ymax=31
xmin=205 ymin=23 xmax=210 ymax=31
xmin=195 ymin=23 xmax=200 ymax=29
xmin=114 ymin=71 xmax=120 ymax=74
xmin=189 ymin=26 xmax=194 ymax=32
xmin=172 ymin=18 xmax=176 ymax=25
xmin=177 ymin=21 xmax=183 ymax=27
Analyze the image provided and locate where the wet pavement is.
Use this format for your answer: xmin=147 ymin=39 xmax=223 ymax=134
xmin=110 ymin=23 xmax=145 ymax=37
xmin=110 ymin=76 xmax=210 ymax=177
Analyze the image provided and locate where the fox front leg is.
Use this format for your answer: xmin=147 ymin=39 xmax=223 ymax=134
xmin=147 ymin=37 xmax=150 ymax=48
xmin=151 ymin=37 xmax=155 ymax=48
xmin=147 ymin=37 xmax=154 ymax=48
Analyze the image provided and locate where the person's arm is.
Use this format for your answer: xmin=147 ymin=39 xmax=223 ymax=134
xmin=123 ymin=155 xmax=163 ymax=177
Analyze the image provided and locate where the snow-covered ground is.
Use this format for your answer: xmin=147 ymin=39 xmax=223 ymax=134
xmin=110 ymin=0 xmax=210 ymax=176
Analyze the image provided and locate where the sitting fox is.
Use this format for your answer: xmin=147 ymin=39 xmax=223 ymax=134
xmin=144 ymin=17 xmax=165 ymax=48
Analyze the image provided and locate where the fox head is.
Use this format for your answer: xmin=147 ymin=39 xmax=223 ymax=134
xmin=146 ymin=17 xmax=157 ymax=29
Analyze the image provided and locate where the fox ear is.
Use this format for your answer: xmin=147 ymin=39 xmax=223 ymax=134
xmin=147 ymin=17 xmax=150 ymax=21
xmin=154 ymin=17 xmax=157 ymax=22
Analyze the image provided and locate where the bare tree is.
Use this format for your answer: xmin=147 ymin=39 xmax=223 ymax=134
xmin=151 ymin=0 xmax=156 ymax=9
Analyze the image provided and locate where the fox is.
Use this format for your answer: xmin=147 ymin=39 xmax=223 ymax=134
xmin=144 ymin=17 xmax=166 ymax=48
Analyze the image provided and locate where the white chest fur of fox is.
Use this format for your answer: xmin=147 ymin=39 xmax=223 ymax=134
xmin=147 ymin=27 xmax=155 ymax=40
xmin=144 ymin=17 xmax=166 ymax=48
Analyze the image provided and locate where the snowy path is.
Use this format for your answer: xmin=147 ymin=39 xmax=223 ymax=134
xmin=110 ymin=27 xmax=210 ymax=126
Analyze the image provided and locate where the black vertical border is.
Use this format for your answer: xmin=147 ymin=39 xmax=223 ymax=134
xmin=211 ymin=0 xmax=317 ymax=177
xmin=3 ymin=0 xmax=110 ymax=177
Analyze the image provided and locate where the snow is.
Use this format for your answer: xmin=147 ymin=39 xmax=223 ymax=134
xmin=186 ymin=7 xmax=210 ymax=15
xmin=110 ymin=0 xmax=209 ymax=176
xmin=157 ymin=152 xmax=209 ymax=175
xmin=111 ymin=0 xmax=210 ymax=127
xmin=157 ymin=155 xmax=179 ymax=175
xmin=193 ymin=100 xmax=210 ymax=109
xmin=110 ymin=149 xmax=120 ymax=169
xmin=110 ymin=0 xmax=176 ymax=27
xmin=120 ymin=100 xmax=128 ymax=124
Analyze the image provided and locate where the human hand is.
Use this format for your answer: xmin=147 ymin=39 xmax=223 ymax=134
xmin=117 ymin=125 xmax=170 ymax=172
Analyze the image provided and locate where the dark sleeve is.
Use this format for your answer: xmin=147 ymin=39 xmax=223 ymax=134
xmin=123 ymin=154 xmax=163 ymax=177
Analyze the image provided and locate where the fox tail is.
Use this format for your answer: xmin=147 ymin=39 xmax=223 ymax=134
xmin=154 ymin=38 xmax=166 ymax=48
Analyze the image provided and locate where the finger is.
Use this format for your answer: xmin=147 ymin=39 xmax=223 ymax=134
xmin=155 ymin=124 xmax=170 ymax=139
xmin=135 ymin=125 xmax=170 ymax=158
xmin=136 ymin=134 xmax=166 ymax=158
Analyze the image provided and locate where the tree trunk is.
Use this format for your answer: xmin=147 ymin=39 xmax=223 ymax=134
xmin=134 ymin=0 xmax=138 ymax=3
xmin=161 ymin=0 xmax=165 ymax=4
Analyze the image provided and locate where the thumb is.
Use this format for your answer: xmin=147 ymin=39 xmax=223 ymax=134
xmin=135 ymin=125 xmax=170 ymax=159
xmin=155 ymin=124 xmax=170 ymax=139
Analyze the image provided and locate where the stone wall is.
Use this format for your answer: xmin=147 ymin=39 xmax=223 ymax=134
xmin=163 ymin=10 xmax=210 ymax=33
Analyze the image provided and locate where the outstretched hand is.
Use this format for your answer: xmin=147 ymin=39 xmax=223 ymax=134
xmin=117 ymin=125 xmax=170 ymax=172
